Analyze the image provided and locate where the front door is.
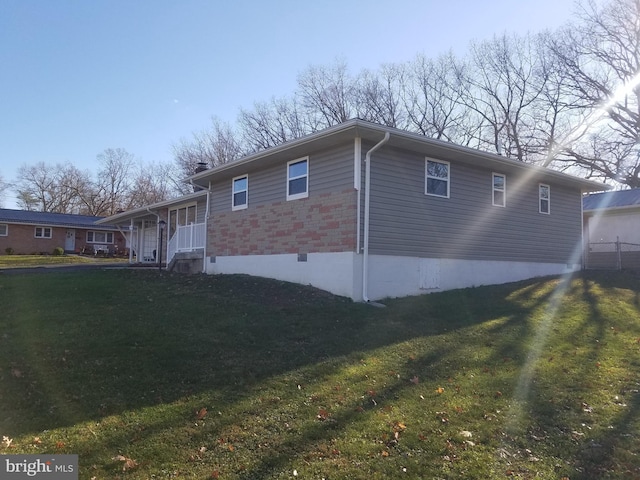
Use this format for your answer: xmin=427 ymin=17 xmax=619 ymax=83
xmin=65 ymin=229 xmax=75 ymax=252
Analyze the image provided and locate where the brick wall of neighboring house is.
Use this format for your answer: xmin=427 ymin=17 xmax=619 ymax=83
xmin=209 ymin=189 xmax=357 ymax=257
xmin=0 ymin=224 xmax=68 ymax=254
xmin=0 ymin=224 xmax=126 ymax=255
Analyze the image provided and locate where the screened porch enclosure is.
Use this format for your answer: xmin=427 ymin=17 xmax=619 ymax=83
xmin=166 ymin=204 xmax=205 ymax=264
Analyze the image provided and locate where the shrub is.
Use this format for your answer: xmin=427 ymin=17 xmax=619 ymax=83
xmin=5 ymin=247 xmax=14 ymax=255
xmin=52 ymin=247 xmax=65 ymax=256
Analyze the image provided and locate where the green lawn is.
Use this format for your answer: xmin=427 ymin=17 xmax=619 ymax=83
xmin=0 ymin=254 xmax=127 ymax=268
xmin=0 ymin=270 xmax=638 ymax=479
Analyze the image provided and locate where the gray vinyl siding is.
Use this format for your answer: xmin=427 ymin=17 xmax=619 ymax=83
xmin=367 ymin=146 xmax=583 ymax=264
xmin=210 ymin=143 xmax=355 ymax=213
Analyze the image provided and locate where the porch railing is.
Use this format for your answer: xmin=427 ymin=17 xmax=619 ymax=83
xmin=167 ymin=222 xmax=206 ymax=264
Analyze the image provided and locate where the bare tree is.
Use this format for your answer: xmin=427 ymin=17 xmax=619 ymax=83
xmin=454 ymin=33 xmax=550 ymax=161
xmin=90 ymin=148 xmax=135 ymax=215
xmin=173 ymin=117 xmax=244 ymax=188
xmin=297 ymin=60 xmax=356 ymax=128
xmin=238 ymin=97 xmax=308 ymax=151
xmin=0 ymin=174 xmax=8 ymax=207
xmin=403 ymin=52 xmax=476 ymax=144
xmin=15 ymin=162 xmax=88 ymax=213
xmin=355 ymin=64 xmax=407 ymax=128
xmin=545 ymin=0 xmax=640 ymax=187
xmin=128 ymin=162 xmax=175 ymax=207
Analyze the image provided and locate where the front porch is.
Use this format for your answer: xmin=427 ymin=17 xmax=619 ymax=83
xmin=95 ymin=191 xmax=209 ymax=271
xmin=167 ymin=222 xmax=206 ymax=266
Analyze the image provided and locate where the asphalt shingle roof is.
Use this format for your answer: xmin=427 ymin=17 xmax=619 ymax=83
xmin=583 ymin=189 xmax=640 ymax=211
xmin=0 ymin=208 xmax=116 ymax=229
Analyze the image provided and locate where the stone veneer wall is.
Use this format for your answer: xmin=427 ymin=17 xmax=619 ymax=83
xmin=208 ymin=189 xmax=357 ymax=257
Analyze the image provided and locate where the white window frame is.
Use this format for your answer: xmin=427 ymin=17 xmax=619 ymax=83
xmin=87 ymin=231 xmax=114 ymax=244
xmin=34 ymin=227 xmax=52 ymax=239
xmin=425 ymin=158 xmax=450 ymax=198
xmin=492 ymin=173 xmax=506 ymax=207
xmin=539 ymin=184 xmax=550 ymax=214
xmin=0 ymin=224 xmax=7 ymax=236
xmin=287 ymin=157 xmax=309 ymax=201
xmin=232 ymin=174 xmax=248 ymax=211
xmin=169 ymin=203 xmax=197 ymax=238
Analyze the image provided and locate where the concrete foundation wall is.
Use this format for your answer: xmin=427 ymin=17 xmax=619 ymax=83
xmin=206 ymin=251 xmax=362 ymax=300
xmin=204 ymin=251 xmax=575 ymax=301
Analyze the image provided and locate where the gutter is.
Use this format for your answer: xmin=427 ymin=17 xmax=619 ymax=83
xmin=362 ymin=132 xmax=390 ymax=303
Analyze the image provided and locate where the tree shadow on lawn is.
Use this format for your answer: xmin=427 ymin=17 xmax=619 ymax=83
xmin=3 ymin=270 xmax=638 ymax=477
xmin=0 ymin=271 xmax=544 ymax=435
xmin=499 ymin=271 xmax=640 ymax=479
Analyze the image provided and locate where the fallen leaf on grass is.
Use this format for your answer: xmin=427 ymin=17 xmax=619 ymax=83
xmin=196 ymin=407 xmax=208 ymax=420
xmin=435 ymin=387 xmax=444 ymax=394
xmin=317 ymin=408 xmax=330 ymax=421
xmin=10 ymin=368 xmax=22 ymax=378
xmin=113 ymin=455 xmax=138 ymax=471
xmin=2 ymin=436 xmax=13 ymax=448
xmin=393 ymin=421 xmax=407 ymax=432
xmin=410 ymin=376 xmax=419 ymax=385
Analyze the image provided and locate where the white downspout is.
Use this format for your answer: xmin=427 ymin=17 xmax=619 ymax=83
xmin=362 ymin=132 xmax=390 ymax=302
xmin=202 ymin=182 xmax=211 ymax=273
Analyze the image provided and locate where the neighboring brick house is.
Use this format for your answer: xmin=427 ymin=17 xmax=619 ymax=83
xmin=0 ymin=209 xmax=125 ymax=255
xmin=99 ymin=120 xmax=607 ymax=300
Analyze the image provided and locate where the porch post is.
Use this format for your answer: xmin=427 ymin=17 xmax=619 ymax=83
xmin=128 ymin=220 xmax=134 ymax=264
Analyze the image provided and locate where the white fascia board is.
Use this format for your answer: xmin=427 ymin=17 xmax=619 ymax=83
xmin=185 ymin=119 xmax=610 ymax=193
xmin=95 ymin=190 xmax=208 ymax=225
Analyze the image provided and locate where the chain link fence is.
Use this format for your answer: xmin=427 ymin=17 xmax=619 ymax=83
xmin=584 ymin=238 xmax=640 ymax=271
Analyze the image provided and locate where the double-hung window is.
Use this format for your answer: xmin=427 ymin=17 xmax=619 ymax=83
xmin=0 ymin=224 xmax=7 ymax=236
xmin=287 ymin=157 xmax=309 ymax=200
xmin=493 ymin=173 xmax=506 ymax=207
xmin=87 ymin=231 xmax=114 ymax=243
xmin=232 ymin=175 xmax=248 ymax=210
xmin=539 ymin=184 xmax=550 ymax=214
xmin=35 ymin=227 xmax=52 ymax=238
xmin=425 ymin=158 xmax=450 ymax=197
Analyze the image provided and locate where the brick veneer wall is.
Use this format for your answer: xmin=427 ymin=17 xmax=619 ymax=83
xmin=209 ymin=189 xmax=357 ymax=256
xmin=0 ymin=224 xmax=68 ymax=254
xmin=0 ymin=224 xmax=125 ymax=255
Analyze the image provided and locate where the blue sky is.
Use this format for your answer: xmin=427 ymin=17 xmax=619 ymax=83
xmin=0 ymin=0 xmax=580 ymax=208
